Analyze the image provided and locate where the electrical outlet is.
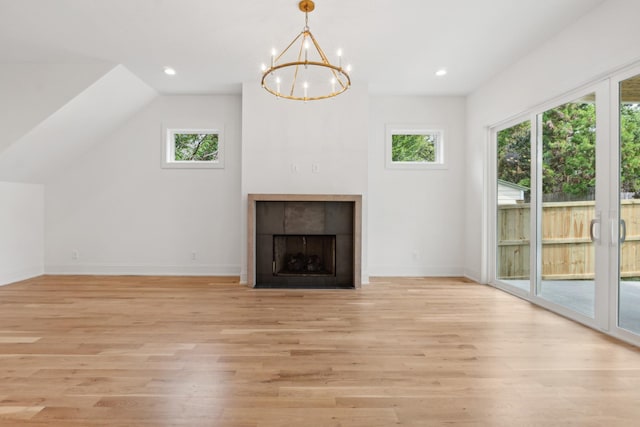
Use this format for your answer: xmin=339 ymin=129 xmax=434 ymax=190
xmin=191 ymin=251 xmax=197 ymax=261
xmin=312 ymin=163 xmax=320 ymax=173
xmin=71 ymin=250 xmax=79 ymax=260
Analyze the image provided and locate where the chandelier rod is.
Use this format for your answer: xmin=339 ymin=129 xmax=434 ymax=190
xmin=307 ymin=31 xmax=347 ymax=91
xmin=290 ymin=35 xmax=306 ymax=97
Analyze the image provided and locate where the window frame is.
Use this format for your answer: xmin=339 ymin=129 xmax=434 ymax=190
xmin=162 ymin=127 xmax=225 ymax=169
xmin=385 ymin=124 xmax=446 ymax=170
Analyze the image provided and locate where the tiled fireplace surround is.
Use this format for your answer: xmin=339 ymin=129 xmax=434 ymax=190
xmin=247 ymin=194 xmax=362 ymax=288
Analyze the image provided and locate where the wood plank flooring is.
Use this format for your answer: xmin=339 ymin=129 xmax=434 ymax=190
xmin=1 ymin=275 xmax=640 ymax=426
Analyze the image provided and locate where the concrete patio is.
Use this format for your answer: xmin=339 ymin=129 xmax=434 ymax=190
xmin=501 ymin=279 xmax=640 ymax=334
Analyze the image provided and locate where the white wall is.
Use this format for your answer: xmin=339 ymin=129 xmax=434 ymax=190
xmin=369 ymin=96 xmax=466 ymax=276
xmin=465 ymin=0 xmax=640 ymax=282
xmin=241 ymin=83 xmax=369 ymax=283
xmin=0 ymin=63 xmax=113 ymax=153
xmin=0 ymin=182 xmax=44 ymax=285
xmin=45 ymin=95 xmax=242 ymax=275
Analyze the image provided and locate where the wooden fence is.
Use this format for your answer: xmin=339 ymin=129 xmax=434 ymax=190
xmin=497 ymin=200 xmax=640 ymax=279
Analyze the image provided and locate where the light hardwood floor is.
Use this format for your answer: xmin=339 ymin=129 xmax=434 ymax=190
xmin=1 ymin=275 xmax=640 ymax=426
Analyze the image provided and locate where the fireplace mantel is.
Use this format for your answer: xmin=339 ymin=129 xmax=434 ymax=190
xmin=247 ymin=194 xmax=362 ymax=288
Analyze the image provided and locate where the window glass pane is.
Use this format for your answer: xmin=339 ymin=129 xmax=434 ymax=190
xmin=391 ymin=133 xmax=437 ymax=162
xmin=174 ymin=133 xmax=219 ymax=162
xmin=619 ymin=75 xmax=640 ymax=335
xmin=496 ymin=121 xmax=531 ymax=292
xmin=538 ymin=94 xmax=596 ymax=318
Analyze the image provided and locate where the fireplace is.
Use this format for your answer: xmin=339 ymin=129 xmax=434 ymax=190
xmin=273 ymin=234 xmax=336 ymax=276
xmin=247 ymin=194 xmax=361 ymax=288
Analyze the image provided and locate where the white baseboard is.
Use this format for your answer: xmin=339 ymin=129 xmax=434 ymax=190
xmin=361 ymin=272 xmax=370 ymax=285
xmin=44 ymin=263 xmax=241 ymax=276
xmin=367 ymin=265 xmax=464 ymax=277
xmin=0 ymin=266 xmax=44 ymax=286
xmin=463 ymin=269 xmax=483 ymax=284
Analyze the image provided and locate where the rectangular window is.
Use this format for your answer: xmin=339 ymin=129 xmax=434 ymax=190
xmin=162 ymin=128 xmax=224 ymax=169
xmin=385 ymin=125 xmax=445 ymax=169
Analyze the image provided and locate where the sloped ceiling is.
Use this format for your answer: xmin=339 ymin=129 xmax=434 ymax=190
xmin=0 ymin=65 xmax=158 ymax=184
xmin=0 ymin=62 xmax=114 ymax=152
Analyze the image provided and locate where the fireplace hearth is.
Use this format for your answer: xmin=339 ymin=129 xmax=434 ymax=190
xmin=248 ymin=194 xmax=361 ymax=289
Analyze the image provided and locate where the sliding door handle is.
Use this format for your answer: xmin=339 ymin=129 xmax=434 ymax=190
xmin=589 ymin=218 xmax=600 ymax=242
xmin=612 ymin=218 xmax=628 ymax=244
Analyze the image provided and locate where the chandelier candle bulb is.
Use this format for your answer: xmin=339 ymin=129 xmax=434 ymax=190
xmin=331 ymin=77 xmax=336 ymax=93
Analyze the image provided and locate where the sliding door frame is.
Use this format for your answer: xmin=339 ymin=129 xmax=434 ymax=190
xmin=608 ymin=65 xmax=640 ymax=346
xmin=489 ymin=81 xmax=612 ymax=334
xmin=488 ymin=114 xmax=536 ymax=299
xmin=488 ymin=60 xmax=640 ymax=348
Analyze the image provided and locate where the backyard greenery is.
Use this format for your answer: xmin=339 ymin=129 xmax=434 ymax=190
xmin=498 ymin=102 xmax=640 ymax=198
xmin=392 ymin=134 xmax=436 ymax=162
xmin=542 ymin=101 xmax=596 ymax=197
xmin=174 ymin=133 xmax=219 ymax=161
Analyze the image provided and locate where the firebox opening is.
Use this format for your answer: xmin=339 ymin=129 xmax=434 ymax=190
xmin=273 ymin=235 xmax=336 ymax=277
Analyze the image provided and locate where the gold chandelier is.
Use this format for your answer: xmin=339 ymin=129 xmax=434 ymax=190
xmin=261 ymin=0 xmax=351 ymax=101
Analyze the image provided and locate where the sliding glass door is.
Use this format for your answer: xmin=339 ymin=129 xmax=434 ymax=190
xmin=617 ymin=72 xmax=640 ymax=337
xmin=536 ymin=93 xmax=599 ymax=319
xmin=493 ymin=70 xmax=640 ymax=345
xmin=496 ymin=120 xmax=532 ymax=293
xmin=493 ymin=83 xmax=613 ymax=330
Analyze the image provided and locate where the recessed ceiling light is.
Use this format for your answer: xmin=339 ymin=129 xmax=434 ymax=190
xmin=163 ymin=66 xmax=176 ymax=76
xmin=435 ymin=68 xmax=447 ymax=77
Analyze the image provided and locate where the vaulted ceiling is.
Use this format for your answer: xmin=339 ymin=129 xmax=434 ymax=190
xmin=0 ymin=0 xmax=605 ymax=96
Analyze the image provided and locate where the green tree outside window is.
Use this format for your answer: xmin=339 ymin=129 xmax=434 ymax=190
xmin=392 ymin=134 xmax=437 ymax=162
xmin=174 ymin=133 xmax=219 ymax=161
xmin=497 ymin=102 xmax=640 ymax=199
